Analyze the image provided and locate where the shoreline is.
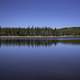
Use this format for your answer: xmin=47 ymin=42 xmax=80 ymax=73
xmin=0 ymin=36 xmax=80 ymax=40
xmin=0 ymin=36 xmax=80 ymax=38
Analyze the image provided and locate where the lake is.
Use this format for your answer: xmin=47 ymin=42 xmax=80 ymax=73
xmin=0 ymin=38 xmax=80 ymax=80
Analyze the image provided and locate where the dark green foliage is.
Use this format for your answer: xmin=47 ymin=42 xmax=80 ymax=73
xmin=0 ymin=26 xmax=80 ymax=36
xmin=0 ymin=27 xmax=54 ymax=36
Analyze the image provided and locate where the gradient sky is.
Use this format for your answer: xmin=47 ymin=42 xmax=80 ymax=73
xmin=0 ymin=0 xmax=80 ymax=28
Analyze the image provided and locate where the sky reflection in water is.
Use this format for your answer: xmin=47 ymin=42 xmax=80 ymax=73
xmin=0 ymin=38 xmax=80 ymax=80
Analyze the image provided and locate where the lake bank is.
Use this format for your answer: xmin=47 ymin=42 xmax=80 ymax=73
xmin=0 ymin=36 xmax=80 ymax=40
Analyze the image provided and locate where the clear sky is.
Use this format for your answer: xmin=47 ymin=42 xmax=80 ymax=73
xmin=0 ymin=0 xmax=80 ymax=28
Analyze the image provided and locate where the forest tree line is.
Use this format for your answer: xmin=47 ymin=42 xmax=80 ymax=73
xmin=0 ymin=26 xmax=80 ymax=36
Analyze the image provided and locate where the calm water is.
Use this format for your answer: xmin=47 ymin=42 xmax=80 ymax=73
xmin=0 ymin=38 xmax=80 ymax=80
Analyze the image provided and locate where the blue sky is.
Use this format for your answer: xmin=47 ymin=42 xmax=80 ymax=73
xmin=0 ymin=0 xmax=80 ymax=28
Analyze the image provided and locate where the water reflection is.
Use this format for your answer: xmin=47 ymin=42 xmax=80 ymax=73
xmin=0 ymin=39 xmax=80 ymax=47
xmin=0 ymin=38 xmax=80 ymax=80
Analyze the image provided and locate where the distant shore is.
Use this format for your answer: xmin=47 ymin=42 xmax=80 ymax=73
xmin=0 ymin=36 xmax=80 ymax=40
xmin=0 ymin=36 xmax=62 ymax=40
xmin=0 ymin=36 xmax=78 ymax=38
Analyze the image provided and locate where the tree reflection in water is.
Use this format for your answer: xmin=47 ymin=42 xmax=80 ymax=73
xmin=0 ymin=38 xmax=80 ymax=47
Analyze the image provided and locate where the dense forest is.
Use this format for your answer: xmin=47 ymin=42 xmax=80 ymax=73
xmin=0 ymin=26 xmax=80 ymax=36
